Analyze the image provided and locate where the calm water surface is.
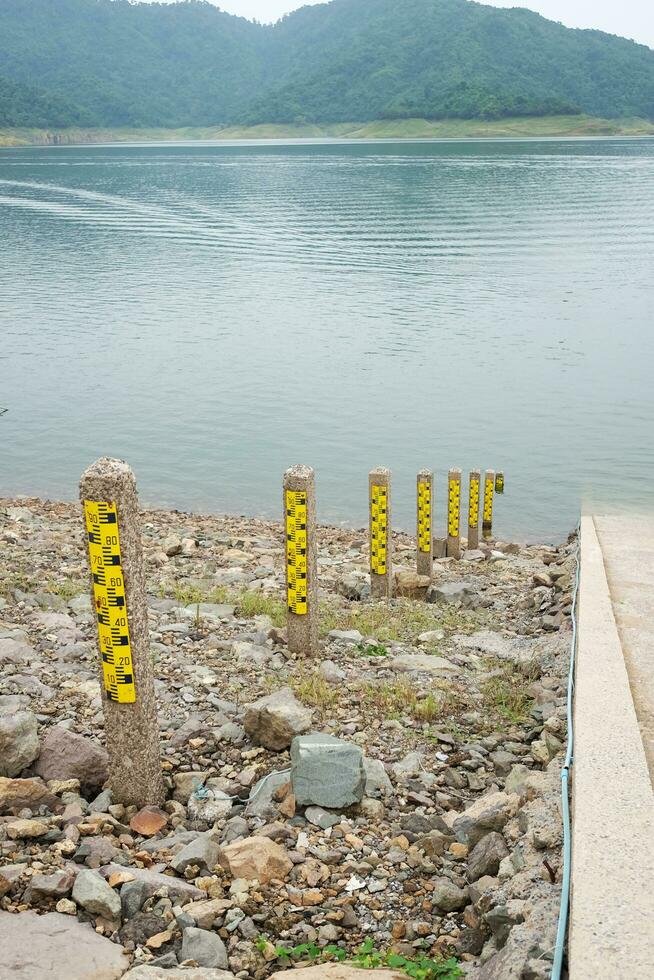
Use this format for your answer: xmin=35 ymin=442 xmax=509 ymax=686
xmin=1 ymin=138 xmax=653 ymax=541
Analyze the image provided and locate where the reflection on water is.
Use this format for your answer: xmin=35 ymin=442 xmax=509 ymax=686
xmin=1 ymin=138 xmax=653 ymax=541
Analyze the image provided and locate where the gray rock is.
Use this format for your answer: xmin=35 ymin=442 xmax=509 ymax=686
xmin=181 ymin=927 xmax=229 ymax=969
xmin=518 ymin=798 xmax=563 ymax=851
xmin=453 ymin=791 xmax=517 ymax=847
xmin=432 ymin=878 xmax=469 ymax=912
xmin=118 ymin=912 xmax=170 ymax=946
xmin=170 ymin=833 xmax=220 ymax=875
xmin=0 ymin=910 xmax=126 ymax=979
xmin=101 ymin=863 xmax=205 ymax=905
xmin=468 ymin=832 xmax=509 ymax=881
xmin=327 ymin=629 xmax=363 ymax=644
xmin=319 ymin=660 xmax=346 ymax=683
xmin=35 ymin=725 xmax=108 ymax=791
xmin=427 ymin=582 xmax=476 ymax=605
xmin=476 ymin=894 xmax=559 ymax=979
xmin=245 ymin=770 xmax=290 ymax=819
xmin=485 ymin=901 xmax=526 ymax=948
xmin=305 ymin=805 xmax=342 ymax=829
xmin=24 ymin=870 xmax=76 ymax=903
xmin=363 ymin=757 xmax=393 ymax=798
xmin=291 ymin=734 xmax=365 ymax=808
xmin=243 ymin=688 xmax=313 ymax=751
xmin=0 ymin=710 xmax=40 ymax=777
xmin=72 ymin=868 xmax=122 ymax=920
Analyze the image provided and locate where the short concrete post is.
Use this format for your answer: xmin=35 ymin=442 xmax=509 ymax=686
xmin=284 ymin=465 xmax=319 ymax=658
xmin=416 ymin=470 xmax=433 ymax=579
xmin=369 ymin=467 xmax=392 ymax=599
xmin=468 ymin=469 xmax=481 ymax=551
xmin=80 ymin=458 xmax=164 ymax=807
xmin=495 ymin=472 xmax=505 ymax=495
xmin=483 ymin=469 xmax=496 ymax=541
xmin=447 ymin=468 xmax=462 ymax=559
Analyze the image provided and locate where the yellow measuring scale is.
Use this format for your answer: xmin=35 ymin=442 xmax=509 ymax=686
xmin=83 ymin=500 xmax=136 ymax=703
xmin=370 ymin=484 xmax=388 ymax=575
xmin=417 ymin=480 xmax=432 ymax=553
xmin=286 ymin=490 xmax=308 ymax=615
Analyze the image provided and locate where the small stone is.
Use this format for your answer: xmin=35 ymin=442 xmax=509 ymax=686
xmin=0 ymin=711 xmax=40 ymax=778
xmin=170 ymin=834 xmax=220 ymax=875
xmin=7 ymin=818 xmax=49 ymax=839
xmin=363 ymin=758 xmax=393 ymax=798
xmin=35 ymin=726 xmax=108 ymax=791
xmin=72 ymin=869 xmax=121 ymax=920
xmin=130 ymin=807 xmax=168 ymax=837
xmin=467 ymin=832 xmax=509 ymax=881
xmin=181 ymin=926 xmax=229 ymax=969
xmin=55 ymin=898 xmax=77 ymax=915
xmin=219 ymin=836 xmax=293 ymax=884
xmin=243 ymin=688 xmax=313 ymax=751
xmin=432 ymin=878 xmax=469 ymax=912
xmin=305 ymin=806 xmax=341 ymax=830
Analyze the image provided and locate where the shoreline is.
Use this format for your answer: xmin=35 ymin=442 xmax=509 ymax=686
xmin=1 ymin=114 xmax=653 ymax=147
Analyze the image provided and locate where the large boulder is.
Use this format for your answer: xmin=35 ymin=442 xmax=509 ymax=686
xmin=99 ymin=863 xmax=205 ymax=905
xmin=468 ymin=832 xmax=509 ymax=881
xmin=291 ymin=734 xmax=365 ymax=808
xmin=35 ymin=726 xmax=108 ymax=791
xmin=0 ymin=711 xmax=40 ymax=777
xmin=219 ymin=836 xmax=293 ymax=884
xmin=181 ymin=927 xmax=229 ymax=969
xmin=243 ymin=688 xmax=313 ymax=751
xmin=0 ymin=911 xmax=126 ymax=979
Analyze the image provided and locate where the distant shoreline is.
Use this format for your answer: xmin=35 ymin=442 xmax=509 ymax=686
xmin=1 ymin=114 xmax=653 ymax=147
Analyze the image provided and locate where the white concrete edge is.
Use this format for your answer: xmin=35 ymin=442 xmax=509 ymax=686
xmin=569 ymin=516 xmax=654 ymax=978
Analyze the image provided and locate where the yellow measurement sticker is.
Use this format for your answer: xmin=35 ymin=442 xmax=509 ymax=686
xmin=83 ymin=501 xmax=136 ymax=704
xmin=286 ymin=490 xmax=308 ymax=615
xmin=468 ymin=476 xmax=480 ymax=528
xmin=417 ymin=480 xmax=432 ymax=554
xmin=370 ymin=484 xmax=388 ymax=576
xmin=448 ymin=478 xmax=461 ymax=538
xmin=495 ymin=472 xmax=505 ymax=495
xmin=483 ymin=476 xmax=495 ymax=538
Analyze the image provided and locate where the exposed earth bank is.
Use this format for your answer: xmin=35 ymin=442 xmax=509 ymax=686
xmin=0 ymin=497 xmax=575 ymax=979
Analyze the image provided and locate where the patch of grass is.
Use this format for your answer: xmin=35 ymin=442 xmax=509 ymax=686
xmin=291 ymin=668 xmax=341 ymax=715
xmin=356 ymin=640 xmax=389 ymax=658
xmin=234 ymin=591 xmax=285 ymax=626
xmin=480 ymin=660 xmax=537 ymax=724
xmin=44 ymin=578 xmax=86 ymax=600
xmin=256 ymin=936 xmax=463 ymax=979
xmin=320 ymin=598 xmax=487 ymax=643
xmin=0 ymin=569 xmax=38 ymax=597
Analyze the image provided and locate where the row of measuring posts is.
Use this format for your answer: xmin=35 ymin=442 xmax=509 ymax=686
xmin=75 ymin=456 xmax=505 ymax=809
xmin=283 ymin=464 xmax=504 ymax=659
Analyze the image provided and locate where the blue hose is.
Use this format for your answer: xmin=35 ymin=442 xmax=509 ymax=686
xmin=551 ymin=525 xmax=581 ymax=979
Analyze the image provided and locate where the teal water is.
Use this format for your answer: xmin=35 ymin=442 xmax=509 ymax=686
xmin=1 ymin=138 xmax=653 ymax=542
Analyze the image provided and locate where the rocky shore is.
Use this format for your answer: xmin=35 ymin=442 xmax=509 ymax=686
xmin=0 ymin=497 xmax=576 ymax=980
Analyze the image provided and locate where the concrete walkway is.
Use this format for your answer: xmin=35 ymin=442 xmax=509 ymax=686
xmin=570 ymin=517 xmax=654 ymax=979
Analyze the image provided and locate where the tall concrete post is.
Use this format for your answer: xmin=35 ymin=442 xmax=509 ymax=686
xmin=416 ymin=470 xmax=433 ymax=579
xmin=483 ymin=469 xmax=496 ymax=541
xmin=447 ymin=468 xmax=462 ymax=559
xmin=468 ymin=469 xmax=481 ymax=551
xmin=369 ymin=467 xmax=392 ymax=600
xmin=80 ymin=458 xmax=164 ymax=807
xmin=284 ymin=465 xmax=319 ymax=658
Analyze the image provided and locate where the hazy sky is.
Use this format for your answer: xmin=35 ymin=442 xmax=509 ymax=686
xmin=199 ymin=0 xmax=654 ymax=48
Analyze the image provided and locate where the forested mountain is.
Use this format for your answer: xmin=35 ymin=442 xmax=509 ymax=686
xmin=0 ymin=0 xmax=653 ymax=129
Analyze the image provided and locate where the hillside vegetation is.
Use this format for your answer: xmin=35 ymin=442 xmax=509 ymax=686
xmin=0 ymin=0 xmax=653 ymax=129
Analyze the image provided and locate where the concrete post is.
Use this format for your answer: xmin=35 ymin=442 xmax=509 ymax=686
xmin=369 ymin=467 xmax=392 ymax=600
xmin=468 ymin=470 xmax=481 ymax=551
xmin=447 ymin=468 xmax=462 ymax=559
xmin=416 ymin=470 xmax=433 ymax=579
xmin=284 ymin=465 xmax=319 ymax=658
xmin=80 ymin=458 xmax=164 ymax=807
xmin=483 ymin=469 xmax=496 ymax=541
xmin=495 ymin=472 xmax=505 ymax=495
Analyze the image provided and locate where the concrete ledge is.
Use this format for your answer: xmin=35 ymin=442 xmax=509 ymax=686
xmin=569 ymin=517 xmax=654 ymax=978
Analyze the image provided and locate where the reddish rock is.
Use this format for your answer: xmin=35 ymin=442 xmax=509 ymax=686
xmin=129 ymin=807 xmax=168 ymax=837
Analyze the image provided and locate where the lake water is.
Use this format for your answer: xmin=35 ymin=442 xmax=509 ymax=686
xmin=1 ymin=138 xmax=653 ymax=542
